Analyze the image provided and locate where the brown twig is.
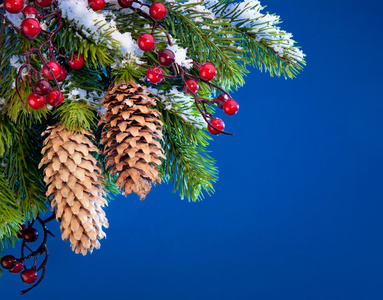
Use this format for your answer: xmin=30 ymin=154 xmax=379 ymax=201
xmin=132 ymin=3 xmax=233 ymax=135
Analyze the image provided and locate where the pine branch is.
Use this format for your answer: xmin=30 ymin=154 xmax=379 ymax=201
xmin=0 ymin=169 xmax=24 ymax=253
xmin=157 ymin=101 xmax=218 ymax=201
xmin=53 ymin=19 xmax=116 ymax=69
xmin=54 ymin=100 xmax=97 ymax=133
xmin=0 ymin=119 xmax=49 ymax=222
xmin=206 ymin=0 xmax=306 ymax=78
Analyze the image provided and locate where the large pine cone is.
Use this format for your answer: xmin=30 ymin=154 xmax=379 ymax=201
xmin=98 ymin=82 xmax=165 ymax=200
xmin=39 ymin=124 xmax=108 ymax=255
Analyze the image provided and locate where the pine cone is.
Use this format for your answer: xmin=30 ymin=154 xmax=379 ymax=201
xmin=99 ymin=82 xmax=165 ymax=200
xmin=39 ymin=124 xmax=108 ymax=255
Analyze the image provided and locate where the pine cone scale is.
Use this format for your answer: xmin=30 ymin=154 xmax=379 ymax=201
xmin=99 ymin=82 xmax=166 ymax=200
xmin=39 ymin=124 xmax=109 ymax=255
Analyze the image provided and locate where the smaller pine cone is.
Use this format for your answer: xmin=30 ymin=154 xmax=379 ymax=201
xmin=39 ymin=124 xmax=109 ymax=255
xmin=99 ymin=82 xmax=166 ymax=200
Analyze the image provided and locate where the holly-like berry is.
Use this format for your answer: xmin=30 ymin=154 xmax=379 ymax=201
xmin=183 ymin=79 xmax=199 ymax=95
xmin=34 ymin=79 xmax=51 ymax=96
xmin=223 ymin=99 xmax=239 ymax=115
xmin=1 ymin=255 xmax=17 ymax=270
xmin=22 ymin=227 xmax=39 ymax=242
xmin=9 ymin=260 xmax=25 ymax=274
xmin=23 ymin=5 xmax=38 ymax=18
xmin=199 ymin=62 xmax=217 ymax=81
xmin=118 ymin=0 xmax=133 ymax=8
xmin=35 ymin=0 xmax=53 ymax=8
xmin=4 ymin=0 xmax=24 ymax=14
xmin=146 ymin=66 xmax=163 ymax=84
xmin=214 ymin=93 xmax=231 ymax=108
xmin=158 ymin=49 xmax=175 ymax=67
xmin=68 ymin=53 xmax=85 ymax=70
xmin=56 ymin=66 xmax=67 ymax=82
xmin=21 ymin=18 xmax=41 ymax=39
xmin=21 ymin=269 xmax=38 ymax=284
xmin=42 ymin=61 xmax=61 ymax=80
xmin=46 ymin=89 xmax=64 ymax=106
xmin=88 ymin=0 xmax=105 ymax=11
xmin=207 ymin=118 xmax=225 ymax=135
xmin=28 ymin=93 xmax=46 ymax=109
xmin=149 ymin=2 xmax=167 ymax=20
xmin=137 ymin=33 xmax=156 ymax=52
xmin=17 ymin=224 xmax=27 ymax=239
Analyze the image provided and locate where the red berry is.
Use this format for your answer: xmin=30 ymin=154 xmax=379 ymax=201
xmin=88 ymin=0 xmax=105 ymax=11
xmin=34 ymin=79 xmax=51 ymax=96
xmin=35 ymin=0 xmax=53 ymax=8
xmin=146 ymin=66 xmax=163 ymax=84
xmin=158 ymin=49 xmax=175 ymax=67
xmin=21 ymin=269 xmax=38 ymax=284
xmin=4 ymin=0 xmax=24 ymax=14
xmin=207 ymin=118 xmax=225 ymax=135
xmin=27 ymin=93 xmax=46 ymax=109
xmin=22 ymin=227 xmax=39 ymax=242
xmin=223 ymin=99 xmax=239 ymax=115
xmin=137 ymin=33 xmax=156 ymax=52
xmin=118 ymin=0 xmax=133 ymax=8
xmin=183 ymin=79 xmax=199 ymax=95
xmin=68 ymin=53 xmax=85 ymax=70
xmin=46 ymin=89 xmax=64 ymax=106
xmin=56 ymin=66 xmax=67 ymax=82
xmin=42 ymin=61 xmax=61 ymax=80
xmin=21 ymin=18 xmax=41 ymax=39
xmin=17 ymin=224 xmax=27 ymax=239
xmin=149 ymin=2 xmax=167 ymax=20
xmin=1 ymin=255 xmax=17 ymax=270
xmin=23 ymin=5 xmax=38 ymax=18
xmin=215 ymin=93 xmax=231 ymax=109
xmin=199 ymin=62 xmax=217 ymax=81
xmin=9 ymin=260 xmax=25 ymax=274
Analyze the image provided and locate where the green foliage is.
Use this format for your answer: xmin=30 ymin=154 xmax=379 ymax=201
xmin=54 ymin=100 xmax=97 ymax=133
xmin=157 ymin=101 xmax=218 ymax=201
xmin=163 ymin=1 xmax=249 ymax=90
xmin=0 ymin=169 xmax=23 ymax=253
xmin=0 ymin=120 xmax=49 ymax=221
xmin=110 ymin=58 xmax=145 ymax=84
xmin=54 ymin=19 xmax=116 ymax=69
xmin=208 ymin=0 xmax=306 ymax=78
xmin=0 ymin=121 xmax=14 ymax=158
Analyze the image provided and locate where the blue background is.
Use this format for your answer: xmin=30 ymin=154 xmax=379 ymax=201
xmin=2 ymin=0 xmax=383 ymax=299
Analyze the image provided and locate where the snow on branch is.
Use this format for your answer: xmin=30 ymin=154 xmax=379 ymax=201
xmin=203 ymin=0 xmax=305 ymax=63
xmin=58 ymin=0 xmax=143 ymax=62
xmin=148 ymin=86 xmax=205 ymax=128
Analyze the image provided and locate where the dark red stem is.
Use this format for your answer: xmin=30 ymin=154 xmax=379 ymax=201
xmin=19 ymin=214 xmax=55 ymax=295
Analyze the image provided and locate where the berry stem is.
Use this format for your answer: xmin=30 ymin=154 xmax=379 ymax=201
xmin=132 ymin=4 xmax=235 ymax=134
xmin=18 ymin=213 xmax=55 ymax=295
xmin=3 ymin=0 xmax=64 ymax=109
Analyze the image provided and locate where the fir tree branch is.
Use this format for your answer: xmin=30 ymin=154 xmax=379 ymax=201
xmin=205 ymin=0 xmax=306 ymax=78
xmin=0 ymin=119 xmax=48 ymax=222
xmin=0 ymin=169 xmax=24 ymax=253
xmin=157 ymin=101 xmax=218 ymax=201
xmin=54 ymin=100 xmax=97 ymax=133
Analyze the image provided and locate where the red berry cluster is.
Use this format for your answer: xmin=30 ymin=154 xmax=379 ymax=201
xmin=128 ymin=1 xmax=239 ymax=135
xmin=28 ymin=53 xmax=85 ymax=109
xmin=134 ymin=2 xmax=169 ymax=85
xmin=4 ymin=0 xmax=55 ymax=39
xmin=0 ymin=225 xmax=39 ymax=285
xmin=0 ymin=216 xmax=55 ymax=294
xmin=1 ymin=0 xmax=87 ymax=111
